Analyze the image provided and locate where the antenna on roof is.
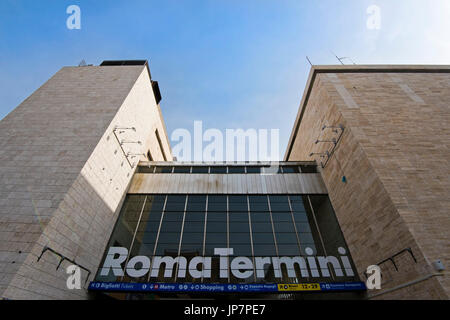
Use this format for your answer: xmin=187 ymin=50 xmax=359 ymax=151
xmin=331 ymin=51 xmax=344 ymax=65
xmin=340 ymin=56 xmax=356 ymax=65
xmin=78 ymin=59 xmax=87 ymax=67
xmin=306 ymin=56 xmax=313 ymax=67
xmin=330 ymin=51 xmax=356 ymax=65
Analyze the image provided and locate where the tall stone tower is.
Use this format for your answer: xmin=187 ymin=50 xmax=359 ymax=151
xmin=286 ymin=65 xmax=450 ymax=299
xmin=0 ymin=60 xmax=172 ymax=299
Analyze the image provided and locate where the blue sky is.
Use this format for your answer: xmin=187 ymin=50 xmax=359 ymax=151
xmin=1 ymin=0 xmax=449 ymax=159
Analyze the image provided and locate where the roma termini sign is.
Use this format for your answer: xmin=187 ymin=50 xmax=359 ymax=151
xmin=100 ymin=247 xmax=355 ymax=280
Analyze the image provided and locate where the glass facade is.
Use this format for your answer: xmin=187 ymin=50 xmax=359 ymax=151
xmin=136 ymin=164 xmax=318 ymax=174
xmin=96 ymin=194 xmax=358 ymax=285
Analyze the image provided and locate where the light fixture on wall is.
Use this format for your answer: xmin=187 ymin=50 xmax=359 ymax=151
xmin=322 ymin=124 xmax=344 ymax=133
xmin=114 ymin=126 xmax=136 ymax=132
xmin=315 ymin=138 xmax=337 ymax=145
xmin=126 ymin=152 xmax=146 ymax=157
xmin=120 ymin=140 xmax=142 ymax=146
xmin=313 ymin=123 xmax=345 ymax=169
xmin=309 ymin=151 xmax=330 ymax=158
xmin=112 ymin=126 xmax=140 ymax=169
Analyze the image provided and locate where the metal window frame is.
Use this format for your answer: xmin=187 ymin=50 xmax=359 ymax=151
xmin=266 ymin=195 xmax=280 ymax=259
xmin=121 ymin=195 xmax=148 ymax=281
xmin=286 ymin=194 xmax=305 ymax=284
xmin=174 ymin=195 xmax=189 ymax=282
xmin=201 ymin=195 xmax=209 ymax=283
xmin=146 ymin=195 xmax=169 ymax=282
xmin=246 ymin=195 xmax=257 ymax=282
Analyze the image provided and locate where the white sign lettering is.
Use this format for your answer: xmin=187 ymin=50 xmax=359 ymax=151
xmin=100 ymin=247 xmax=356 ymax=280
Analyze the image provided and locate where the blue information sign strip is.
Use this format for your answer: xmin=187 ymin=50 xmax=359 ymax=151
xmin=319 ymin=282 xmax=367 ymax=291
xmin=88 ymin=281 xmax=366 ymax=293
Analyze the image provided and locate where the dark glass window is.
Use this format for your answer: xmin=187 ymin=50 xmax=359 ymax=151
xmin=246 ymin=166 xmax=261 ymax=173
xmin=210 ymin=166 xmax=227 ymax=174
xmin=207 ymin=195 xmax=227 ymax=212
xmin=229 ymin=204 xmax=251 ymax=258
xmin=271 ymin=212 xmax=292 ymax=222
xmin=205 ymin=195 xmax=227 ymax=256
xmin=164 ymin=195 xmax=186 ymax=212
xmin=183 ymin=219 xmax=204 ymax=232
xmin=155 ymin=210 xmax=182 ymax=255
xmin=269 ymin=195 xmax=290 ymax=212
xmin=205 ymin=231 xmax=226 ymax=256
xmin=160 ymin=220 xmax=183 ymax=232
xmin=137 ymin=164 xmax=314 ymax=174
xmin=229 ymin=221 xmax=249 ymax=233
xmin=101 ymin=195 xmax=146 ymax=279
xmin=186 ymin=195 xmax=206 ymax=212
xmin=154 ymin=166 xmax=173 ymax=173
xmin=251 ymin=221 xmax=273 ymax=232
xmin=298 ymin=232 xmax=314 ymax=243
xmin=252 ymin=233 xmax=275 ymax=244
xmin=289 ymin=196 xmax=313 ymax=253
xmin=269 ymin=195 xmax=300 ymax=256
xmin=281 ymin=166 xmax=300 ymax=173
xmin=137 ymin=166 xmax=155 ymax=173
xmin=289 ymin=195 xmax=306 ymax=213
xmin=228 ymin=211 xmax=249 ymax=223
xmin=275 ymin=232 xmax=298 ymax=244
xmin=162 ymin=166 xmax=173 ymax=173
xmin=273 ymin=222 xmax=296 ymax=233
xmin=249 ymin=195 xmax=269 ymax=212
xmin=300 ymin=164 xmax=318 ymax=173
xmin=227 ymin=166 xmax=246 ymax=173
xmin=206 ymin=221 xmax=226 ymax=232
xmin=180 ymin=232 xmax=203 ymax=248
xmin=228 ymin=195 xmax=248 ymax=212
xmin=277 ymin=244 xmax=301 ymax=256
xmin=173 ymin=166 xmax=191 ymax=173
xmin=191 ymin=166 xmax=209 ymax=173
xmin=182 ymin=196 xmax=206 ymax=254
xmin=180 ymin=233 xmax=204 ymax=257
xmin=295 ymin=222 xmax=312 ymax=233
xmin=249 ymin=194 xmax=276 ymax=254
xmin=253 ymin=244 xmax=276 ymax=256
xmin=253 ymin=234 xmax=276 ymax=257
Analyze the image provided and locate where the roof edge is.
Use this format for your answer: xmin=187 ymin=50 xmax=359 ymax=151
xmin=283 ymin=64 xmax=450 ymax=161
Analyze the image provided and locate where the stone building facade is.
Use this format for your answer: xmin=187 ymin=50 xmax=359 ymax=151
xmin=0 ymin=61 xmax=172 ymax=299
xmin=285 ymin=65 xmax=450 ymax=299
